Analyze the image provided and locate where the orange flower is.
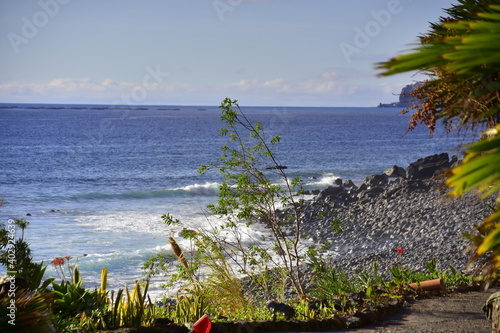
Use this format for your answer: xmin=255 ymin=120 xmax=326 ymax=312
xmin=51 ymin=257 xmax=66 ymax=266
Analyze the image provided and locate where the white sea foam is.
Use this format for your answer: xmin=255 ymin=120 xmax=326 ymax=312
xmin=69 ymin=183 xmax=220 ymax=201
xmin=303 ymin=173 xmax=340 ymax=187
xmin=174 ymin=182 xmax=220 ymax=195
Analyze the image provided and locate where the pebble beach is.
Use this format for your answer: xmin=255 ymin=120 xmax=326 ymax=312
xmin=297 ymin=153 xmax=494 ymax=279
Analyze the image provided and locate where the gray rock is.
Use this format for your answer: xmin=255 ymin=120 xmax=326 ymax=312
xmin=406 ymin=153 xmax=450 ymax=180
xmin=384 ymin=165 xmax=406 ymax=178
xmin=272 ymin=153 xmax=493 ymax=285
xmin=363 ymin=174 xmax=389 ymax=187
xmin=358 ymin=183 xmax=368 ymax=192
xmin=344 ymin=315 xmax=363 ymax=328
xmin=302 ymin=189 xmax=321 ymax=195
xmin=343 ymin=179 xmax=356 ymax=189
xmin=357 ymin=187 xmax=384 ymax=200
xmin=297 ymin=175 xmax=492 ymax=280
xmin=316 ymin=186 xmax=346 ymax=201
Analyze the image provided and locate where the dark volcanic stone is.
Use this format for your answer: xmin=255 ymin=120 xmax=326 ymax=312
xmin=343 ymin=179 xmax=356 ymax=188
xmin=384 ymin=165 xmax=406 ymax=178
xmin=406 ymin=153 xmax=450 ymax=180
xmin=316 ymin=186 xmax=346 ymax=201
xmin=295 ymin=153 xmax=494 ymax=282
xmin=363 ymin=174 xmax=389 ymax=187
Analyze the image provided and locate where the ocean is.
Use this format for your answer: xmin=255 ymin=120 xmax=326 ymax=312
xmin=0 ymin=103 xmax=468 ymax=297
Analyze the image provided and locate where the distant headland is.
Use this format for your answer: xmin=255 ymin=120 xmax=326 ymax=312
xmin=378 ymin=82 xmax=423 ymax=108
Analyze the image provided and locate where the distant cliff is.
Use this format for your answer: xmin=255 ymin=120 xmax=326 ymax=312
xmin=378 ymin=82 xmax=423 ymax=108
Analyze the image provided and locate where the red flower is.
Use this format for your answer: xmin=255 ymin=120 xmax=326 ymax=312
xmin=395 ymin=248 xmax=404 ymax=254
xmin=51 ymin=257 xmax=66 ymax=266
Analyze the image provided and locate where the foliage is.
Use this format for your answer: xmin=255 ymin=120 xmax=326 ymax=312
xmin=200 ymin=98 xmax=307 ymax=298
xmin=52 ymin=265 xmax=156 ymax=331
xmin=0 ymin=216 xmax=478 ymax=331
xmin=103 ymin=280 xmax=152 ymax=328
xmin=0 ymin=289 xmax=53 ymax=333
xmin=0 ymin=219 xmax=38 ymax=283
xmin=384 ymin=257 xmax=473 ymax=292
xmin=0 ymin=219 xmax=56 ymax=295
xmin=173 ymin=290 xmax=210 ymax=324
xmin=51 ymin=265 xmax=93 ymax=320
xmin=448 ymin=127 xmax=500 ymax=273
xmin=0 ymin=218 xmax=56 ymax=332
xmin=379 ymin=0 xmax=500 ymax=274
xmin=292 ymin=299 xmax=338 ymax=320
xmin=223 ymin=301 xmax=274 ymax=321
xmin=306 ymin=248 xmax=360 ymax=298
xmin=0 ymin=217 xmax=161 ymax=331
xmin=379 ymin=0 xmax=500 ymax=134
xmin=308 ymin=250 xmax=474 ymax=302
xmin=483 ymin=290 xmax=500 ymax=320
xmin=146 ymin=96 xmax=312 ymax=321
xmin=356 ymin=260 xmax=385 ymax=291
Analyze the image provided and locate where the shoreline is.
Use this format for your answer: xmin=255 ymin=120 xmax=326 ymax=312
xmin=296 ymin=153 xmax=493 ymax=278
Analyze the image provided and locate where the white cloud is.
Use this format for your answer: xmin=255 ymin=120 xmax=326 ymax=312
xmin=227 ymin=79 xmax=259 ymax=90
xmin=228 ymin=70 xmax=359 ymax=96
xmin=263 ymin=78 xmax=284 ymax=88
xmin=320 ymin=71 xmax=339 ymax=80
xmin=0 ymin=70 xmax=408 ymax=106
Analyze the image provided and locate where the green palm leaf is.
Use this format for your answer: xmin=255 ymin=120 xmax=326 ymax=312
xmin=379 ymin=2 xmax=500 ymax=273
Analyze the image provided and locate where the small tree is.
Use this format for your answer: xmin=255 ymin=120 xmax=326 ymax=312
xmin=201 ymin=98 xmax=307 ymax=299
xmin=151 ymin=98 xmax=309 ymax=305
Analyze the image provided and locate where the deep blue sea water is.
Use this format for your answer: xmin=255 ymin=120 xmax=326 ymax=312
xmin=0 ymin=103 xmax=469 ymax=296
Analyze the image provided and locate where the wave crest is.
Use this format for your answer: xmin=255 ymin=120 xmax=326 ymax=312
xmin=70 ymin=182 xmax=220 ymax=200
xmin=302 ymin=173 xmax=340 ymax=188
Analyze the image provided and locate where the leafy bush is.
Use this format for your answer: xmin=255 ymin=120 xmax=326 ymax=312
xmin=379 ymin=0 xmax=500 ymax=274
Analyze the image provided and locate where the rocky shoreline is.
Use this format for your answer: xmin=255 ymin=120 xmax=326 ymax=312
xmin=297 ymin=153 xmax=494 ymax=278
xmin=102 ymin=153 xmax=496 ymax=333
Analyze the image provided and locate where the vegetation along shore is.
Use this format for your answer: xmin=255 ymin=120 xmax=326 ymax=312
xmin=2 ymin=0 xmax=500 ymax=332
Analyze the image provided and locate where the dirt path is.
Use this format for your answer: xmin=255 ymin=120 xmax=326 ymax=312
xmin=335 ymin=288 xmax=499 ymax=333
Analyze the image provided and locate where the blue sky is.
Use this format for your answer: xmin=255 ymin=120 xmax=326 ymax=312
xmin=0 ymin=0 xmax=456 ymax=106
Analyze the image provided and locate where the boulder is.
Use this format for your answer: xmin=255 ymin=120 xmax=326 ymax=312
xmin=406 ymin=153 xmax=450 ymax=180
xmin=363 ymin=174 xmax=389 ymax=187
xmin=357 ymin=187 xmax=385 ymax=200
xmin=302 ymin=189 xmax=321 ymax=195
xmin=358 ymin=183 xmax=368 ymax=192
xmin=316 ymin=186 xmax=346 ymax=201
xmin=383 ymin=165 xmax=406 ymax=178
xmin=343 ymin=179 xmax=356 ymax=189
